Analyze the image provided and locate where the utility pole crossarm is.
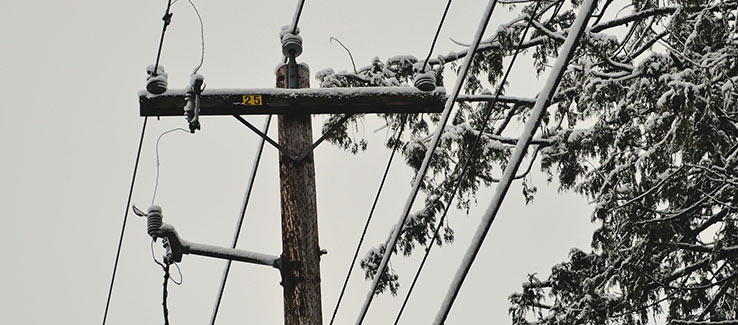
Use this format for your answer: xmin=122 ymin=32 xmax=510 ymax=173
xmin=139 ymin=87 xmax=447 ymax=116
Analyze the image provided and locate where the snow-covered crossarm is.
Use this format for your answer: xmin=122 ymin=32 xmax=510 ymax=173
xmin=160 ymin=223 xmax=281 ymax=269
xmin=138 ymin=87 xmax=448 ymax=116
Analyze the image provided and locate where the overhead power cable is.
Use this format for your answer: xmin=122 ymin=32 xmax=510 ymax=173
xmin=290 ymin=0 xmax=306 ymax=34
xmin=393 ymin=2 xmax=543 ymax=323
xmin=421 ymin=0 xmax=453 ymax=72
xmin=329 ymin=121 xmax=407 ymax=325
xmin=354 ymin=1 xmax=501 ymax=324
xmin=433 ymin=1 xmax=598 ymax=322
xmin=153 ymin=0 xmax=174 ymax=76
xmin=282 ymin=0 xmax=306 ymax=64
xmin=209 ymin=116 xmax=272 ymax=325
xmin=101 ymin=117 xmax=149 ymax=325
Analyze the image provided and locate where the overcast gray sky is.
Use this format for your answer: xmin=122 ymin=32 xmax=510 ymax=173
xmin=0 ymin=1 xmax=596 ymax=324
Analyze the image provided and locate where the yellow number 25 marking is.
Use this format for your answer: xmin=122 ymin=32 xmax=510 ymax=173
xmin=242 ymin=95 xmax=263 ymax=106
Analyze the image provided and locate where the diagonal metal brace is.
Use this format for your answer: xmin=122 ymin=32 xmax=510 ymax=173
xmin=233 ymin=113 xmax=354 ymax=162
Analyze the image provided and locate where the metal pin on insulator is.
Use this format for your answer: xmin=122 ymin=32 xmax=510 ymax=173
xmin=146 ymin=65 xmax=168 ymax=95
xmin=281 ymin=32 xmax=303 ymax=57
xmin=147 ymin=205 xmax=163 ymax=239
xmin=413 ymin=71 xmax=436 ymax=92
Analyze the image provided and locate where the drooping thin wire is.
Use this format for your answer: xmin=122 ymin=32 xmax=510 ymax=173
xmin=153 ymin=0 xmax=174 ymax=76
xmin=152 ymin=128 xmax=188 ymax=206
xmin=329 ymin=120 xmax=407 ymax=325
xmin=355 ymin=2 xmax=501 ymax=323
xmin=394 ymin=2 xmax=543 ymax=323
xmin=330 ymin=37 xmax=357 ymax=74
xmin=210 ymin=115 xmax=272 ymax=325
xmin=101 ymin=117 xmax=148 ymax=325
xmin=421 ymin=0 xmax=453 ymax=72
xmin=434 ymin=1 xmax=598 ymax=322
xmin=185 ymin=0 xmax=205 ymax=75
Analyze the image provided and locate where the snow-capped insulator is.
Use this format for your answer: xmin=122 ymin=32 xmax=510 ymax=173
xmin=147 ymin=205 xmax=163 ymax=239
xmin=184 ymin=73 xmax=205 ymax=133
xmin=146 ymin=65 xmax=168 ymax=95
xmin=281 ymin=32 xmax=303 ymax=57
xmin=184 ymin=74 xmax=204 ymax=133
xmin=413 ymin=71 xmax=436 ymax=91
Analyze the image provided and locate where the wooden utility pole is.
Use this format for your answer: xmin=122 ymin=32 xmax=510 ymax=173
xmin=137 ymin=35 xmax=445 ymax=325
xmin=276 ymin=62 xmax=323 ymax=324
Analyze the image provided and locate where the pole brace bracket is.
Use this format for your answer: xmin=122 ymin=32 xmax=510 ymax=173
xmin=233 ymin=113 xmax=354 ymax=162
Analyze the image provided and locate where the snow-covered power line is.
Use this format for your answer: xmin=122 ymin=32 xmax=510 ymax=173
xmin=289 ymin=0 xmax=306 ymax=35
xmin=209 ymin=116 xmax=272 ymax=325
xmin=282 ymin=0 xmax=307 ymax=64
xmin=393 ymin=1 xmax=544 ymax=323
xmin=102 ymin=117 xmax=148 ymax=325
xmin=354 ymin=1 xmax=502 ymax=324
xmin=420 ymin=0 xmax=453 ymax=72
xmin=153 ymin=0 xmax=174 ymax=77
xmin=433 ymin=0 xmax=598 ymax=322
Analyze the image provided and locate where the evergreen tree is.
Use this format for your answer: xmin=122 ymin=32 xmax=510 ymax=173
xmin=318 ymin=0 xmax=738 ymax=322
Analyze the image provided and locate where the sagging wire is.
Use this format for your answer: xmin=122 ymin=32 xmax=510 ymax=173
xmin=394 ymin=1 xmax=544 ymax=323
xmin=185 ymin=0 xmax=205 ymax=75
xmin=329 ymin=119 xmax=407 ymax=325
xmin=101 ymin=117 xmax=148 ymax=325
xmin=330 ymin=37 xmax=357 ymax=74
xmin=152 ymin=128 xmax=189 ymax=206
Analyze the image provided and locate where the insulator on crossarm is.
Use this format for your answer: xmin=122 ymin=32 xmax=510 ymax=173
xmin=413 ymin=71 xmax=436 ymax=91
xmin=281 ymin=32 xmax=303 ymax=58
xmin=146 ymin=65 xmax=168 ymax=95
xmin=184 ymin=74 xmax=204 ymax=133
xmin=146 ymin=205 xmax=163 ymax=240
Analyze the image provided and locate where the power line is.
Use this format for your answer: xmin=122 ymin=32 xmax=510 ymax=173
xmin=153 ymin=0 xmax=174 ymax=76
xmin=282 ymin=0 xmax=307 ymax=64
xmin=393 ymin=2 xmax=543 ymax=323
xmin=290 ymin=0 xmax=306 ymax=34
xmin=355 ymin=1 xmax=501 ymax=323
xmin=421 ymin=0 xmax=453 ymax=72
xmin=329 ymin=121 xmax=406 ymax=325
xmin=101 ymin=116 xmax=148 ymax=325
xmin=209 ymin=115 xmax=272 ymax=325
xmin=434 ymin=1 xmax=598 ymax=322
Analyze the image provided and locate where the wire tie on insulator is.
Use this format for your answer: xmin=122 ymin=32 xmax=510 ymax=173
xmin=147 ymin=205 xmax=164 ymax=241
xmin=184 ymin=74 xmax=204 ymax=133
